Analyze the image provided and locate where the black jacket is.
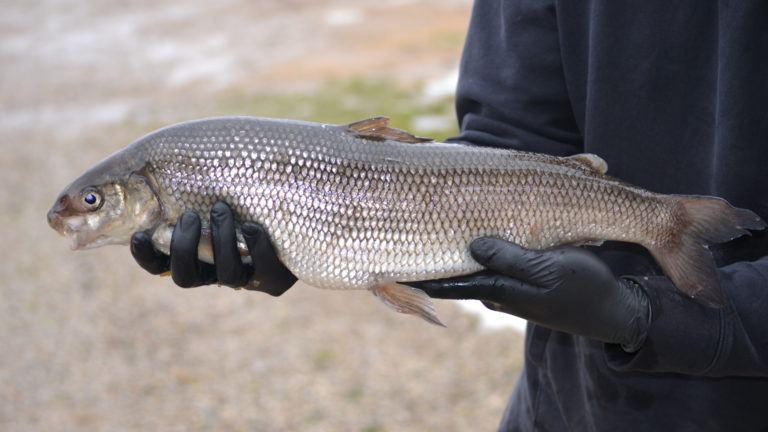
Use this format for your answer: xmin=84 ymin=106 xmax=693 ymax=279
xmin=452 ymin=0 xmax=768 ymax=430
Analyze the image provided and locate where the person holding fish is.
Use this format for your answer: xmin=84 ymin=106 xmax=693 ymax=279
xmin=70 ymin=0 xmax=766 ymax=430
xmin=417 ymin=2 xmax=768 ymax=430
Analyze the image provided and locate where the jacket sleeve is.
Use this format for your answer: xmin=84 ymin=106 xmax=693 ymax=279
xmin=449 ymin=0 xmax=582 ymax=156
xmin=605 ymin=256 xmax=768 ymax=376
xmin=457 ymin=0 xmax=768 ymax=377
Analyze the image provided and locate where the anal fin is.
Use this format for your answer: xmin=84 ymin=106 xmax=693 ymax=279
xmin=371 ymin=283 xmax=445 ymax=327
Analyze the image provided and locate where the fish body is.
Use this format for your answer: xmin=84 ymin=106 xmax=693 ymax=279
xmin=48 ymin=116 xmax=766 ymax=324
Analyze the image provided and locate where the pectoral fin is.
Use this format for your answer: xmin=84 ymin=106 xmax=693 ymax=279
xmin=371 ymin=283 xmax=445 ymax=327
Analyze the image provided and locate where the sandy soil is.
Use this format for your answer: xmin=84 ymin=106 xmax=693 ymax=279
xmin=0 ymin=1 xmax=525 ymax=430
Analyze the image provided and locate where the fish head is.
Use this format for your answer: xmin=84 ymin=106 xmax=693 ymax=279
xmin=47 ymin=148 xmax=162 ymax=250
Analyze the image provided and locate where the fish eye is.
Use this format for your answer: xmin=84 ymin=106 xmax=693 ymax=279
xmin=81 ymin=189 xmax=103 ymax=210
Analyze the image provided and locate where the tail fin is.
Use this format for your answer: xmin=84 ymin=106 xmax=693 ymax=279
xmin=649 ymin=196 xmax=765 ymax=308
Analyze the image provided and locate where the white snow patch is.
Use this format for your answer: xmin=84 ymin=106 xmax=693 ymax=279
xmin=324 ymin=8 xmax=363 ymax=26
xmin=1 ymin=101 xmax=135 ymax=136
xmin=166 ymin=53 xmax=236 ymax=89
xmin=422 ymin=68 xmax=459 ymax=102
xmin=411 ymin=115 xmax=455 ymax=132
xmin=457 ymin=300 xmax=527 ymax=332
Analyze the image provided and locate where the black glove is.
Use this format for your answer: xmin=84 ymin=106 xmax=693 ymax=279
xmin=130 ymin=201 xmax=297 ymax=296
xmin=408 ymin=237 xmax=651 ymax=351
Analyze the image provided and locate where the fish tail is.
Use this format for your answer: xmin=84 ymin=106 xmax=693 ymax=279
xmin=649 ymin=195 xmax=766 ymax=308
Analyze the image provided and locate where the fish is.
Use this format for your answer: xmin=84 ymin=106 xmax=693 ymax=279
xmin=47 ymin=116 xmax=766 ymax=325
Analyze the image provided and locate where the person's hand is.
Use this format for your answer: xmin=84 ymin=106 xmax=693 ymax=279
xmin=130 ymin=201 xmax=297 ymax=296
xmin=407 ymin=237 xmax=651 ymax=351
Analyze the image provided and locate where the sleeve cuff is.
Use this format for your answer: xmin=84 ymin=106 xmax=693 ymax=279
xmin=604 ymin=275 xmax=726 ymax=374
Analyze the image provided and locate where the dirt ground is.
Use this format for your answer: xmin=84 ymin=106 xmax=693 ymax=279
xmin=0 ymin=1 xmax=525 ymax=430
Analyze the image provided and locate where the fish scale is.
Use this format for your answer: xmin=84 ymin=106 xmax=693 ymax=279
xmin=48 ymin=116 xmax=766 ymax=325
xmin=147 ymin=118 xmax=611 ymax=289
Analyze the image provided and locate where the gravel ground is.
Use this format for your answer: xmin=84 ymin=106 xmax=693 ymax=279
xmin=0 ymin=1 xmax=525 ymax=430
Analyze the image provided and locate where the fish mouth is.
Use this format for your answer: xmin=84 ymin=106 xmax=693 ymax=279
xmin=47 ymin=210 xmax=108 ymax=250
xmin=68 ymin=234 xmax=111 ymax=250
xmin=63 ymin=226 xmax=111 ymax=251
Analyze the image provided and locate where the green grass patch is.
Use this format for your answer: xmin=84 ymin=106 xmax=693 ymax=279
xmin=212 ymin=78 xmax=459 ymax=141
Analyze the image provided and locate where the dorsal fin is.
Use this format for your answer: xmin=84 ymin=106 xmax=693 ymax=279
xmin=344 ymin=117 xmax=432 ymax=143
xmin=566 ymin=153 xmax=608 ymax=174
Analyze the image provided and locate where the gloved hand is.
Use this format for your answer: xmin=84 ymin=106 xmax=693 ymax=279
xmin=408 ymin=237 xmax=652 ymax=351
xmin=130 ymin=201 xmax=297 ymax=296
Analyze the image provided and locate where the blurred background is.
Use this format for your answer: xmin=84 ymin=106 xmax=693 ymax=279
xmin=0 ymin=0 xmax=525 ymax=430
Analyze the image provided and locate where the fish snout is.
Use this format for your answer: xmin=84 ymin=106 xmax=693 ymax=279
xmin=47 ymin=194 xmax=69 ymax=232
